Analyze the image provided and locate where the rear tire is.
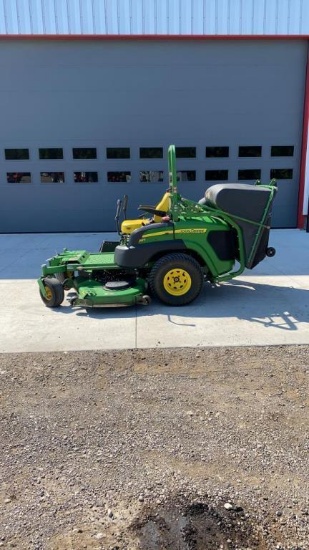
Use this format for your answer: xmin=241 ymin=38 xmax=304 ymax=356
xmin=40 ymin=277 xmax=65 ymax=308
xmin=149 ymin=253 xmax=204 ymax=306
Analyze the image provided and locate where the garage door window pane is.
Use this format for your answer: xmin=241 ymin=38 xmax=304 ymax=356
xmin=139 ymin=148 xmax=163 ymax=159
xmin=176 ymin=147 xmax=196 ymax=158
xmin=39 ymin=148 xmax=63 ymax=159
xmin=271 ymin=146 xmax=294 ymax=157
xmin=7 ymin=172 xmax=31 ymax=183
xmin=108 ymin=172 xmax=131 ymax=182
xmin=239 ymin=146 xmax=262 ymax=157
xmin=205 ymin=170 xmax=228 ymax=181
xmin=177 ymin=171 xmax=196 ymax=181
xmin=270 ymin=169 xmax=293 ymax=179
xmin=73 ymin=148 xmax=97 ymax=159
xmin=41 ymin=172 xmax=65 ymax=183
xmin=5 ymin=148 xmax=29 ymax=160
xmin=106 ymin=148 xmax=130 ymax=159
xmin=206 ymin=147 xmax=229 ymax=158
xmin=238 ymin=169 xmax=261 ymax=180
xmin=140 ymin=171 xmax=164 ymax=182
xmin=74 ymin=172 xmax=98 ymax=182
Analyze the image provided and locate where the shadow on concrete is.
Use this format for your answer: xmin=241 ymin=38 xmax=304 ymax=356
xmin=170 ymin=279 xmax=309 ymax=331
xmin=49 ymin=279 xmax=308 ymax=332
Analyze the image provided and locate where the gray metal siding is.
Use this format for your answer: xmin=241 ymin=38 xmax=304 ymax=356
xmin=0 ymin=38 xmax=306 ymax=231
xmin=1 ymin=0 xmax=309 ymax=36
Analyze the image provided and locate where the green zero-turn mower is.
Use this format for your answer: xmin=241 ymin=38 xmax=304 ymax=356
xmin=38 ymin=145 xmax=277 ymax=309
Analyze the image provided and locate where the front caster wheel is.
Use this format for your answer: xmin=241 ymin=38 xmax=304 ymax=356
xmin=149 ymin=253 xmax=204 ymax=306
xmin=137 ymin=295 xmax=151 ymax=306
xmin=266 ymin=247 xmax=276 ymax=257
xmin=40 ymin=277 xmax=65 ymax=308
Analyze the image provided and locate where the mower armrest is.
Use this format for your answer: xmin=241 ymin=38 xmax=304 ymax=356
xmin=138 ymin=205 xmax=167 ymax=217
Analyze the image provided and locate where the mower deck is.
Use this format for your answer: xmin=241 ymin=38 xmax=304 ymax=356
xmin=70 ymin=277 xmax=148 ymax=308
xmin=39 ymin=249 xmax=150 ymax=308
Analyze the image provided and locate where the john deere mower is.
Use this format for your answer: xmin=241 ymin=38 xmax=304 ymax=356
xmin=38 ymin=145 xmax=277 ymax=308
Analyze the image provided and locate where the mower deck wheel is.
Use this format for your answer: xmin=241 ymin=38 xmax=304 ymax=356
xmin=266 ymin=247 xmax=276 ymax=257
xmin=40 ymin=277 xmax=65 ymax=308
xmin=138 ymin=295 xmax=152 ymax=306
xmin=149 ymin=253 xmax=204 ymax=306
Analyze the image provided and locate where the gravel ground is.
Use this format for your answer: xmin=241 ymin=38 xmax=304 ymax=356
xmin=0 ymin=345 xmax=308 ymax=550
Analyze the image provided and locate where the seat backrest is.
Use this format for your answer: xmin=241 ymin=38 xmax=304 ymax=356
xmin=153 ymin=192 xmax=170 ymax=222
xmin=121 ymin=192 xmax=171 ymax=235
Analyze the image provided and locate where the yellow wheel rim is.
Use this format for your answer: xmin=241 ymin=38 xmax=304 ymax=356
xmin=163 ymin=268 xmax=192 ymax=296
xmin=45 ymin=286 xmax=53 ymax=301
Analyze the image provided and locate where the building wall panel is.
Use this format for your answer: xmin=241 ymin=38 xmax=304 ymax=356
xmin=179 ymin=0 xmax=191 ymax=35
xmin=55 ymin=0 xmax=70 ymax=34
xmin=143 ymin=1 xmax=155 ymax=34
xmin=41 ymin=0 xmax=55 ymax=33
xmin=300 ymin=0 xmax=309 ymax=34
xmin=263 ymin=0 xmax=277 ymax=34
xmin=252 ymin=0 xmax=265 ymax=34
xmin=0 ymin=0 xmax=6 ymax=34
xmin=191 ymin=0 xmax=204 ymax=35
xmin=156 ymin=0 xmax=168 ymax=34
xmin=28 ymin=0 xmax=44 ymax=34
xmin=117 ymin=0 xmax=131 ymax=34
xmin=92 ymin=0 xmax=107 ymax=34
xmin=0 ymin=0 xmax=309 ymax=36
xmin=203 ymin=0 xmax=216 ymax=35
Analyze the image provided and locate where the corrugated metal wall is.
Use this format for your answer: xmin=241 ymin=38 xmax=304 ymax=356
xmin=0 ymin=0 xmax=309 ymax=36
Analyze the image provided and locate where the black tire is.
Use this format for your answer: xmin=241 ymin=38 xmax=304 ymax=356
xmin=40 ymin=277 xmax=65 ymax=308
xmin=266 ymin=247 xmax=276 ymax=257
xmin=55 ymin=271 xmax=74 ymax=290
xmin=149 ymin=253 xmax=204 ymax=306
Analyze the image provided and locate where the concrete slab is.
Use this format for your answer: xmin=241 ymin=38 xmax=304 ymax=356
xmin=0 ymin=230 xmax=308 ymax=352
xmin=0 ymin=232 xmax=112 ymax=279
xmin=0 ymin=279 xmax=137 ymax=352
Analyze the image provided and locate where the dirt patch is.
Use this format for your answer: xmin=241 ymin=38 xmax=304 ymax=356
xmin=0 ymin=345 xmax=308 ymax=549
xmin=130 ymin=496 xmax=265 ymax=549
